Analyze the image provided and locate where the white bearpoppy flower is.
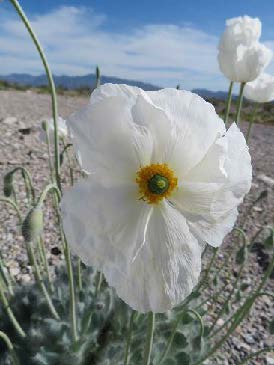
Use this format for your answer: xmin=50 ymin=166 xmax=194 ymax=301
xmin=244 ymin=73 xmax=274 ymax=103
xmin=218 ymin=42 xmax=273 ymax=83
xmin=61 ymin=84 xmax=252 ymax=313
xmin=39 ymin=116 xmax=68 ymax=144
xmin=220 ymin=16 xmax=261 ymax=50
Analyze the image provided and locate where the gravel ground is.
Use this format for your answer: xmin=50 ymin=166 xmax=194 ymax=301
xmin=0 ymin=89 xmax=273 ymax=364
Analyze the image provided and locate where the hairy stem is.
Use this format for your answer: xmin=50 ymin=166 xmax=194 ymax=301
xmin=224 ymin=81 xmax=234 ymax=126
xmin=9 ymin=0 xmax=61 ymax=191
xmin=143 ymin=312 xmax=155 ymax=365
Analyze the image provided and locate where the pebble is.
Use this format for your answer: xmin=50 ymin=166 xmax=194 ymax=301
xmin=258 ymin=174 xmax=274 ymax=187
xmin=267 ymin=357 xmax=274 ymax=365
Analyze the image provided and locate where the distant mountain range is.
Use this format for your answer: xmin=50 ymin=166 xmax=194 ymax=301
xmin=0 ymin=73 xmax=233 ymax=99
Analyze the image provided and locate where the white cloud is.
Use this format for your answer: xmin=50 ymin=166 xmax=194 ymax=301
xmin=0 ymin=6 xmax=273 ymax=90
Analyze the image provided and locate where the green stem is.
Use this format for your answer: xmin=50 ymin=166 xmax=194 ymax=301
xmin=0 ymin=254 xmax=14 ymax=296
xmin=37 ymin=183 xmax=61 ymax=208
xmin=246 ymin=103 xmax=259 ymax=143
xmin=9 ymin=0 xmax=61 ymax=191
xmin=143 ymin=312 xmax=155 ymax=365
xmin=44 ymin=121 xmax=54 ymax=182
xmin=0 ymin=331 xmax=20 ymax=365
xmin=0 ymin=197 xmax=23 ymax=224
xmin=208 ymin=262 xmax=244 ymax=335
xmin=236 ymin=347 xmax=274 ymax=365
xmin=0 ymin=283 xmax=26 ymax=337
xmin=124 ymin=311 xmax=136 ymax=365
xmin=201 ymin=244 xmax=208 ymax=259
xmin=235 ymin=82 xmax=246 ymax=126
xmin=196 ymin=248 xmax=218 ymax=292
xmin=95 ymin=272 xmax=103 ymax=297
xmin=62 ymin=232 xmax=78 ymax=343
xmin=26 ymin=242 xmax=59 ymax=320
xmin=95 ymin=66 xmax=101 ymax=88
xmin=77 ymin=259 xmax=83 ymax=292
xmin=224 ymin=81 xmax=234 ymax=126
xmin=37 ymin=236 xmax=54 ymax=293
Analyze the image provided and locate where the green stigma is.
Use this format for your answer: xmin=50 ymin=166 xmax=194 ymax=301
xmin=147 ymin=174 xmax=169 ymax=195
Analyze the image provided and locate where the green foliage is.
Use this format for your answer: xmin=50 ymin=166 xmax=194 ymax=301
xmin=0 ymin=263 xmax=210 ymax=365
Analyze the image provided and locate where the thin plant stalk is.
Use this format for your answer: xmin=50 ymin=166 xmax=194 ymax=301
xmin=77 ymin=259 xmax=83 ymax=292
xmin=211 ymin=291 xmax=274 ymax=339
xmin=44 ymin=122 xmax=54 ymax=182
xmin=196 ymin=248 xmax=218 ymax=292
xmin=208 ymin=263 xmax=245 ymax=335
xmin=38 ymin=185 xmax=78 ymax=343
xmin=9 ymin=0 xmax=61 ymax=191
xmin=143 ymin=312 xmax=155 ymax=365
xmin=246 ymin=103 xmax=259 ymax=143
xmin=95 ymin=272 xmax=103 ymax=297
xmin=124 ymin=311 xmax=136 ymax=365
xmin=26 ymin=241 xmax=60 ymax=320
xmin=0 ymin=283 xmax=26 ymax=338
xmin=95 ymin=66 xmax=101 ymax=88
xmin=0 ymin=331 xmax=20 ymax=365
xmin=37 ymin=236 xmax=54 ymax=293
xmin=0 ymin=254 xmax=14 ymax=296
xmin=62 ymin=232 xmax=78 ymax=343
xmin=235 ymin=82 xmax=246 ymax=125
xmin=0 ymin=197 xmax=23 ymax=224
xmin=235 ymin=347 xmax=274 ymax=365
xmin=61 ymin=140 xmax=83 ymax=292
xmin=224 ymin=81 xmax=234 ymax=126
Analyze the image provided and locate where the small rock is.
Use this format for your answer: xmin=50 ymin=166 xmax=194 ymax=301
xmin=267 ymin=356 xmax=274 ymax=365
xmin=217 ymin=318 xmax=225 ymax=326
xmin=3 ymin=116 xmax=17 ymax=125
xmin=243 ymin=334 xmax=255 ymax=345
xmin=253 ymin=206 xmax=263 ymax=212
xmin=9 ymin=267 xmax=20 ymax=276
xmin=258 ymin=174 xmax=274 ymax=187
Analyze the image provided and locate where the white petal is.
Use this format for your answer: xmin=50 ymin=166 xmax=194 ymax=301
xmin=107 ymin=203 xmax=201 ymax=312
xmin=171 ymin=182 xmax=224 ymax=216
xmin=61 ymin=184 xmax=201 ymax=312
xmin=90 ymin=83 xmax=146 ymax=107
xmin=131 ymin=94 xmax=177 ymax=163
xmin=61 ymin=179 xmax=151 ymax=268
xmin=106 ymin=201 xmax=201 ymax=313
xmin=172 ymin=123 xmax=251 ymax=248
xmin=185 ymin=209 xmax=238 ymax=248
xmin=147 ymin=89 xmax=225 ymax=178
xmin=211 ymin=123 xmax=252 ymax=217
xmin=68 ymin=96 xmax=153 ymax=186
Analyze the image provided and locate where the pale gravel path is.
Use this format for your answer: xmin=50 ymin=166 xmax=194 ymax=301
xmin=0 ymin=90 xmax=273 ymax=364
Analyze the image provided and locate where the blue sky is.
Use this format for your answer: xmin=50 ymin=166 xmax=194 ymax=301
xmin=1 ymin=0 xmax=274 ymax=90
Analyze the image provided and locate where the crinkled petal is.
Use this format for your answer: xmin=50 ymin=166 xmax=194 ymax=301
xmin=147 ymin=89 xmax=226 ymax=178
xmin=107 ymin=201 xmax=201 ymax=312
xmin=131 ymin=94 xmax=177 ymax=163
xmin=211 ymin=123 xmax=252 ymax=217
xmin=68 ymin=96 xmax=153 ymax=186
xmin=171 ymin=123 xmax=251 ymax=248
xmin=61 ymin=183 xmax=201 ymax=312
xmin=61 ymin=178 xmax=151 ymax=268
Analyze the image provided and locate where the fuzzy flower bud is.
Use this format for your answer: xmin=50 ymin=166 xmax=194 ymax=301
xmin=22 ymin=207 xmax=44 ymax=242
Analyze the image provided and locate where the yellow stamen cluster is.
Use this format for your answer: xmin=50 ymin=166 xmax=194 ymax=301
xmin=136 ymin=163 xmax=178 ymax=204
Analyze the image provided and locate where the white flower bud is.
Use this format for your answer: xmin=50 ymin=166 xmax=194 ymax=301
xmin=244 ymin=73 xmax=274 ymax=102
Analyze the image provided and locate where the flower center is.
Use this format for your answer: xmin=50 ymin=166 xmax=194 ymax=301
xmin=136 ymin=163 xmax=178 ymax=204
